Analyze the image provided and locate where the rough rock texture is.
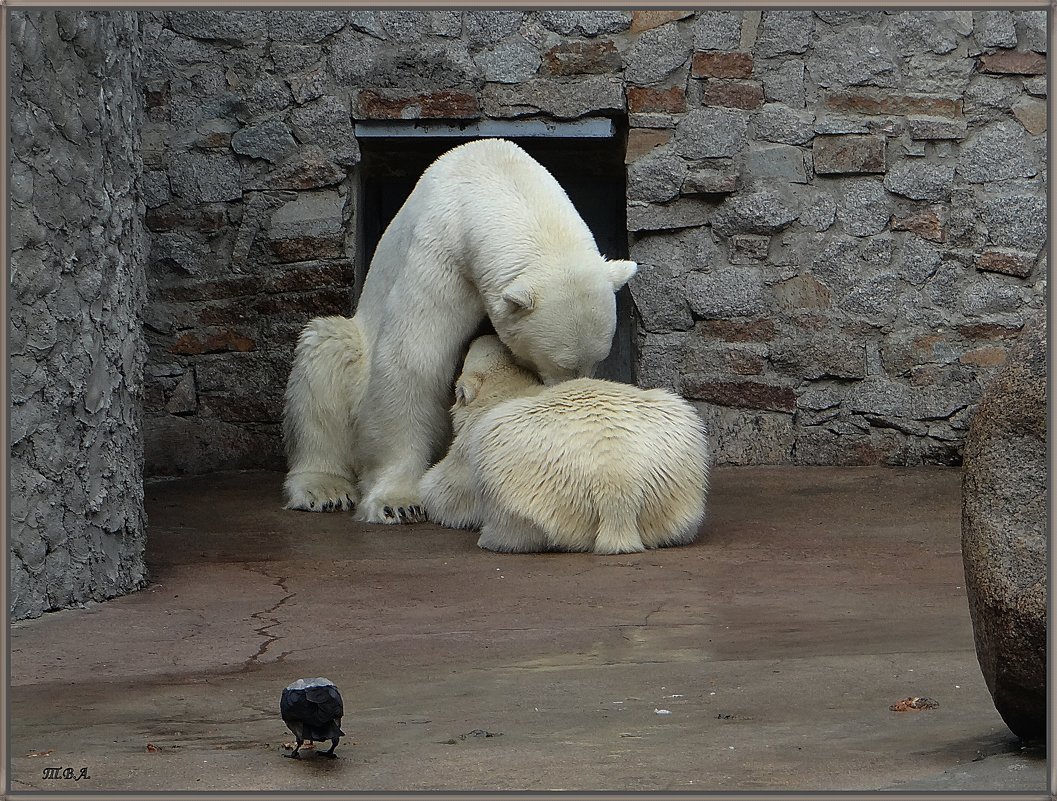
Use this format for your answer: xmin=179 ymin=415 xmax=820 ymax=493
xmin=137 ymin=10 xmax=1047 ymax=472
xmin=961 ymin=316 xmax=1047 ymax=741
xmin=9 ymin=10 xmax=147 ymax=619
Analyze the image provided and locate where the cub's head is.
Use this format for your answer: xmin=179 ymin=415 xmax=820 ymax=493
xmin=492 ymin=258 xmax=637 ymax=385
xmin=451 ymin=336 xmax=541 ymax=433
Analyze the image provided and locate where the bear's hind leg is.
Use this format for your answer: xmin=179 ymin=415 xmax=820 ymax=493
xmin=477 ymin=508 xmax=548 ymax=553
xmin=419 ymin=448 xmax=483 ymax=529
xmin=282 ymin=316 xmax=366 ymax=512
xmin=593 ymin=495 xmax=647 ymax=555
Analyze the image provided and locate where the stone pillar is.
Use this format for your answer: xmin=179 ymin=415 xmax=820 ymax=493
xmin=9 ymin=10 xmax=148 ymax=619
xmin=961 ymin=314 xmax=1046 ymax=740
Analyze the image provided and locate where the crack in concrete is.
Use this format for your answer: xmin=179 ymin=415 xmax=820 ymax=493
xmin=241 ymin=566 xmax=296 ymax=671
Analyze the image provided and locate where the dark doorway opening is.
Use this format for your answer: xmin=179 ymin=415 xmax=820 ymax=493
xmin=357 ymin=134 xmax=634 ymax=383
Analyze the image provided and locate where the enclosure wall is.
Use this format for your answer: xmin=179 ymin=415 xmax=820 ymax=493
xmin=136 ymin=10 xmax=1048 ymax=473
xmin=9 ymin=10 xmax=148 ymax=619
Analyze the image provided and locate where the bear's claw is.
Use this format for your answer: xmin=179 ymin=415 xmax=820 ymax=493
xmin=360 ymin=497 xmax=428 ymax=524
xmin=284 ymin=473 xmax=358 ymax=513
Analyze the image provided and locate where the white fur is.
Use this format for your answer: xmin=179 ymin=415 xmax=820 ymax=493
xmin=283 ymin=139 xmax=637 ymax=522
xmin=420 ymin=336 xmax=710 ymax=554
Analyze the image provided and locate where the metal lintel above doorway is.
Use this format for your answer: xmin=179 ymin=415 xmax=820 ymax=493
xmin=353 ymin=118 xmax=616 ymax=139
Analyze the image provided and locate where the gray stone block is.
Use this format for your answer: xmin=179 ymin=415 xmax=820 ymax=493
xmin=973 ymin=10 xmax=1018 ymax=48
xmin=686 ymin=268 xmax=765 ymax=318
xmin=755 ymin=10 xmax=814 ymax=57
xmin=537 ymin=10 xmax=629 ymax=37
xmin=635 ymin=330 xmax=688 ymax=390
xmin=169 ymin=150 xmax=241 ymax=204
xmin=745 ymin=143 xmax=807 ymax=183
xmin=267 ymin=10 xmax=347 ymax=42
xmin=711 ymin=187 xmax=798 ymax=235
xmin=980 ymin=194 xmax=1047 ymax=253
xmin=885 ymin=11 xmax=963 ymax=56
xmin=839 ymin=273 xmax=905 ymax=321
xmin=624 ymin=22 xmax=691 ymax=85
xmin=169 ymin=10 xmax=266 ymax=42
xmin=883 ymin=161 xmax=955 ymax=201
xmin=834 ymin=178 xmax=891 ymax=236
xmin=957 ymin=121 xmax=1039 ymax=183
xmin=907 ymin=115 xmax=967 ymax=140
xmin=465 ymin=10 xmax=523 ymax=45
xmin=289 ymin=95 xmax=359 ymax=166
xmin=627 ymin=198 xmax=711 ymax=232
xmin=771 ymin=336 xmax=866 ymax=380
xmin=729 ymin=234 xmax=770 ymax=264
xmin=760 ymin=59 xmax=806 ymax=108
xmin=483 ymin=76 xmax=623 ymax=119
xmin=628 ymin=262 xmax=693 ymax=333
xmin=693 ymin=10 xmax=742 ymax=51
xmin=473 ymin=38 xmax=540 ymax=84
xmin=753 ymin=102 xmax=815 ymax=145
xmin=1013 ymin=10 xmax=1047 ymax=53
xmin=902 ymin=236 xmax=943 ymax=285
xmin=798 ymin=189 xmax=836 ymax=231
xmin=675 ymin=107 xmax=748 ymax=158
xmin=231 ymin=118 xmax=297 ymax=162
xmin=268 ymin=190 xmax=345 ymax=240
xmin=630 ymin=226 xmax=720 ymax=271
xmin=807 ymin=25 xmax=901 ymax=88
xmin=627 ymin=149 xmax=688 ymax=203
xmin=961 ymin=315 xmax=1046 ymax=740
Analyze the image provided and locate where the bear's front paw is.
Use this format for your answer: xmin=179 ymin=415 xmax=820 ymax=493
xmin=358 ymin=497 xmax=427 ymax=525
xmin=284 ymin=472 xmax=358 ymax=513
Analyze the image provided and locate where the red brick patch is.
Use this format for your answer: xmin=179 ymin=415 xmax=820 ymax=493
xmin=630 ymin=10 xmax=693 ymax=33
xmin=975 ymin=250 xmax=1035 ymax=278
xmin=978 ymin=50 xmax=1047 ymax=75
xmin=890 ymin=208 xmax=947 ymax=242
xmin=627 ymin=85 xmax=687 ymax=113
xmin=823 ymin=91 xmax=962 ymax=118
xmin=813 ymin=135 xmax=886 ymax=174
xmin=701 ymin=80 xmax=764 ymax=110
xmin=543 ymin=40 xmax=621 ymax=76
xmin=691 ymin=51 xmax=753 ymax=79
xmin=682 ymin=378 xmax=796 ymax=412
xmin=169 ymin=329 xmax=257 ymax=355
xmin=695 ymin=319 xmax=776 ymax=342
xmin=357 ymin=89 xmax=480 ymax=120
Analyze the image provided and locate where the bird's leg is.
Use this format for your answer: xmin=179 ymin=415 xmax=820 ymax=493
xmin=320 ymin=738 xmax=339 ymax=758
xmin=284 ymin=737 xmax=304 ymax=759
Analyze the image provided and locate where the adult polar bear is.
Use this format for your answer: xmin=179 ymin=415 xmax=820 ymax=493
xmin=283 ymin=138 xmax=637 ymax=523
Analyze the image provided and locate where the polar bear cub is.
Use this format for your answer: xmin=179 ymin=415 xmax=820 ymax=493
xmin=420 ymin=336 xmax=710 ymax=554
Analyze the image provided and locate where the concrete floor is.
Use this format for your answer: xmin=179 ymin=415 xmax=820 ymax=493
xmin=8 ymin=467 xmax=1047 ymax=793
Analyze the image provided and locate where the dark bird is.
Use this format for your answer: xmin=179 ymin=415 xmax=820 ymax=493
xmin=280 ymin=677 xmax=345 ymax=759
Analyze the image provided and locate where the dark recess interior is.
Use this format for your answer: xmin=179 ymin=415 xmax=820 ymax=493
xmin=357 ymin=134 xmax=635 ymax=383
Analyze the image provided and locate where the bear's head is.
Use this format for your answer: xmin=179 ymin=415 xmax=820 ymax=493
xmin=492 ymin=258 xmax=637 ymax=385
xmin=451 ymin=335 xmax=542 ymax=433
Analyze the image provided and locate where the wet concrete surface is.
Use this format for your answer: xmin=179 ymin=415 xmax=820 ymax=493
xmin=8 ymin=467 xmax=1048 ymax=793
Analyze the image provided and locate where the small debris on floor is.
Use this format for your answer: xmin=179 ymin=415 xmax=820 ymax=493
xmin=654 ymin=708 xmax=672 ymax=715
xmin=460 ymin=729 xmax=501 ymax=739
xmin=25 ymin=749 xmax=53 ymax=758
xmin=145 ymin=743 xmax=159 ymax=753
xmin=890 ymin=696 xmax=939 ymax=712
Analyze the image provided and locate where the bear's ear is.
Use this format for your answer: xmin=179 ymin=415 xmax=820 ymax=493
xmin=501 ymin=279 xmax=535 ymax=312
xmin=454 ymin=379 xmax=478 ymax=407
xmin=605 ymin=259 xmax=638 ymax=290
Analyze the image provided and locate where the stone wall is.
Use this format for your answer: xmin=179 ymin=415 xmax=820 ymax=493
xmin=138 ymin=9 xmax=1048 ymax=473
xmin=9 ymin=11 xmax=148 ymax=619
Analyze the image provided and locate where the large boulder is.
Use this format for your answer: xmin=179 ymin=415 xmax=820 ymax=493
xmin=961 ymin=314 xmax=1047 ymax=741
